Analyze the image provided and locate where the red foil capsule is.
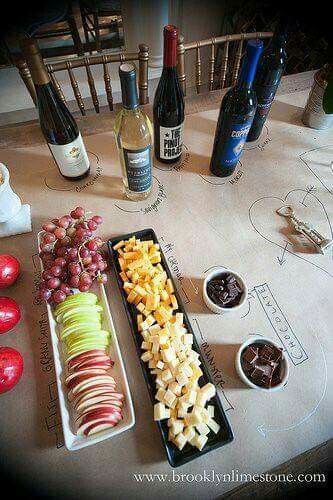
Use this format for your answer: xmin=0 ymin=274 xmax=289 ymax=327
xmin=163 ymin=24 xmax=178 ymax=68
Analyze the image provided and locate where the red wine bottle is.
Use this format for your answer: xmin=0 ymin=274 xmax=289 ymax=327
xmin=247 ymin=18 xmax=288 ymax=142
xmin=210 ymin=40 xmax=263 ymax=177
xmin=153 ymin=25 xmax=184 ymax=164
xmin=22 ymin=39 xmax=90 ymax=181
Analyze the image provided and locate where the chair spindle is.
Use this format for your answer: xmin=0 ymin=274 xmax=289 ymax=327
xmin=16 ymin=58 xmax=37 ymax=105
xmin=231 ymin=37 xmax=244 ymax=86
xmin=102 ymin=56 xmax=113 ymax=111
xmin=66 ymin=61 xmax=86 ymax=115
xmin=177 ymin=34 xmax=186 ymax=96
xmin=219 ymin=39 xmax=229 ymax=89
xmin=195 ymin=42 xmax=202 ymax=94
xmin=84 ymin=57 xmax=99 ymax=113
xmin=209 ymin=38 xmax=215 ymax=91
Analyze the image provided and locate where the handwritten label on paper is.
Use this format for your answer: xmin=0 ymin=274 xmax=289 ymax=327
xmin=254 ymin=283 xmax=308 ymax=365
xmin=229 ymin=169 xmax=243 ymax=185
xmin=44 ymin=381 xmax=64 ymax=449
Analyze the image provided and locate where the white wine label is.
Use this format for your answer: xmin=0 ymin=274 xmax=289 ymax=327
xmin=159 ymin=124 xmax=183 ymax=160
xmin=48 ymin=134 xmax=89 ymax=177
xmin=123 ymin=146 xmax=152 ymax=192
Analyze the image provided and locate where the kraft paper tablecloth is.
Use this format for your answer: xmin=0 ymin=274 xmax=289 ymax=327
xmin=0 ymin=89 xmax=332 ymax=499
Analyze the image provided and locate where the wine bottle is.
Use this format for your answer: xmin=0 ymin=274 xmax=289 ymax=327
xmin=247 ymin=19 xmax=288 ymax=142
xmin=210 ymin=40 xmax=263 ymax=177
xmin=153 ymin=25 xmax=184 ymax=164
xmin=114 ymin=63 xmax=152 ymax=201
xmin=22 ymin=39 xmax=90 ymax=180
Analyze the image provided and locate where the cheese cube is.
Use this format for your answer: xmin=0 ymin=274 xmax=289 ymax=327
xmin=183 ymin=426 xmax=195 ymax=443
xmin=207 ymin=418 xmax=220 ymax=434
xmin=207 ymin=405 xmax=215 ymax=418
xmin=168 ymin=358 xmax=179 ymax=373
xmin=127 ymin=290 xmax=137 ymax=303
xmin=175 ymin=313 xmax=184 ymax=324
xmin=141 ymin=351 xmax=153 ymax=362
xmin=160 ymin=289 xmax=169 ymax=302
xmin=152 ymin=340 xmax=160 ymax=354
xmin=174 ymin=432 xmax=187 ymax=451
xmin=146 ymin=294 xmax=160 ymax=310
xmin=154 ymin=403 xmax=170 ymax=421
xmin=167 ymin=417 xmax=175 ymax=427
xmin=159 ymin=333 xmax=169 ymax=347
xmin=171 ymin=419 xmax=184 ymax=436
xmin=195 ymin=392 xmax=207 ymax=407
xmin=200 ymin=383 xmax=216 ymax=401
xmin=155 ymin=377 xmax=167 ymax=389
xmin=188 ymin=431 xmax=198 ymax=447
xmin=170 ymin=294 xmax=178 ymax=310
xmin=149 ymin=324 xmax=161 ymax=335
xmin=183 ymin=334 xmax=193 ymax=345
xmin=184 ymin=390 xmax=197 ymax=406
xmin=163 ymin=389 xmax=176 ymax=408
xmin=185 ymin=406 xmax=202 ymax=426
xmin=141 ymin=341 xmax=151 ymax=350
xmin=137 ymin=302 xmax=145 ymax=313
xmin=156 ymin=360 xmax=165 ymax=370
xmin=146 ymin=315 xmax=155 ymax=327
xmin=196 ymin=422 xmax=210 ymax=435
xmin=168 ymin=382 xmax=182 ymax=396
xmin=161 ymin=369 xmax=173 ymax=383
xmin=155 ymin=388 xmax=166 ymax=402
xmin=166 ymin=278 xmax=174 ymax=294
xmin=200 ymin=408 xmax=211 ymax=424
xmin=194 ymin=434 xmax=208 ymax=451
xmin=161 ymin=347 xmax=176 ymax=363
xmin=177 ymin=351 xmax=187 ymax=362
xmin=148 ymin=359 xmax=157 ymax=369
xmin=177 ymin=402 xmax=190 ymax=418
xmin=176 ymin=372 xmax=189 ymax=387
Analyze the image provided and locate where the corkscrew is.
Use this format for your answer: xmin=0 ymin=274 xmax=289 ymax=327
xmin=276 ymin=205 xmax=333 ymax=254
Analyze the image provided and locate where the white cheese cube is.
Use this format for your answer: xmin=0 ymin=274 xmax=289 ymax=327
xmin=176 ymin=372 xmax=189 ymax=387
xmin=168 ymin=381 xmax=182 ymax=396
xmin=155 ymin=388 xmax=166 ymax=402
xmin=148 ymin=359 xmax=157 ymax=369
xmin=175 ymin=313 xmax=184 ymax=324
xmin=195 ymin=392 xmax=207 ymax=407
xmin=155 ymin=377 xmax=167 ymax=389
xmin=168 ymin=358 xmax=179 ymax=373
xmin=149 ymin=324 xmax=161 ymax=334
xmin=183 ymin=334 xmax=193 ymax=345
xmin=174 ymin=432 xmax=187 ymax=451
xmin=184 ymin=390 xmax=197 ymax=406
xmin=200 ymin=408 xmax=211 ymax=423
xmin=141 ymin=330 xmax=150 ymax=341
xmin=167 ymin=417 xmax=175 ymax=427
xmin=195 ymin=434 xmax=208 ymax=451
xmin=207 ymin=405 xmax=215 ymax=418
xmin=196 ymin=422 xmax=210 ymax=435
xmin=152 ymin=340 xmax=160 ymax=354
xmin=154 ymin=403 xmax=170 ymax=421
xmin=171 ymin=419 xmax=184 ymax=436
xmin=161 ymin=369 xmax=173 ymax=383
xmin=161 ymin=347 xmax=176 ymax=363
xmin=207 ymin=418 xmax=220 ymax=434
xmin=141 ymin=351 xmax=153 ymax=362
xmin=188 ymin=431 xmax=198 ymax=447
xmin=163 ymin=389 xmax=176 ymax=408
xmin=200 ymin=382 xmax=216 ymax=401
xmin=185 ymin=410 xmax=202 ymax=427
xmin=177 ymin=351 xmax=187 ymax=362
xmin=141 ymin=341 xmax=151 ymax=350
xmin=156 ymin=360 xmax=165 ymax=370
xmin=183 ymin=426 xmax=195 ymax=443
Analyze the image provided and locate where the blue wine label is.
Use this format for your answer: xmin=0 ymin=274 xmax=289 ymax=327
xmin=123 ymin=146 xmax=152 ymax=192
xmin=159 ymin=124 xmax=183 ymax=160
xmin=218 ymin=120 xmax=252 ymax=166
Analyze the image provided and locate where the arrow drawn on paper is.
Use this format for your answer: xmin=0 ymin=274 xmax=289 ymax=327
xmin=277 ymin=241 xmax=290 ymax=266
xmin=257 ymin=333 xmax=327 ymax=438
xmin=188 ymin=278 xmax=199 ymax=295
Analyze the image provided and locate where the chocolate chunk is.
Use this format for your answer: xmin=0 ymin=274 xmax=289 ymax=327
xmin=241 ymin=341 xmax=284 ymax=388
xmin=242 ymin=346 xmax=258 ymax=364
xmin=207 ymin=272 xmax=243 ymax=308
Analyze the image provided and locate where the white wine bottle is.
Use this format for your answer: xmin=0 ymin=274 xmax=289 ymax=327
xmin=114 ymin=63 xmax=152 ymax=200
xmin=22 ymin=39 xmax=90 ymax=181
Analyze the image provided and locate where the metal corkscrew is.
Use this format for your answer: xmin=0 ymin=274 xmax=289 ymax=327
xmin=276 ymin=205 xmax=333 ymax=254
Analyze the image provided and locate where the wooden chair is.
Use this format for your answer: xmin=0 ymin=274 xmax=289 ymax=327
xmin=177 ymin=31 xmax=273 ymax=96
xmin=79 ymin=0 xmax=122 ymax=53
xmin=16 ymin=43 xmax=149 ymax=115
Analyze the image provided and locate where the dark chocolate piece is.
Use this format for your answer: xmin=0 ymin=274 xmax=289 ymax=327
xmin=207 ymin=272 xmax=243 ymax=308
xmin=241 ymin=342 xmax=284 ymax=388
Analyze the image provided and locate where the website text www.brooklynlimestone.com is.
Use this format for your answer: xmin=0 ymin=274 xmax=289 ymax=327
xmin=133 ymin=469 xmax=326 ymax=485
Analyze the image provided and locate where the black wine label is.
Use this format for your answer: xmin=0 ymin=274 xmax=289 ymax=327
xmin=123 ymin=146 xmax=152 ymax=192
xmin=255 ymin=84 xmax=279 ymax=119
xmin=159 ymin=124 xmax=183 ymax=159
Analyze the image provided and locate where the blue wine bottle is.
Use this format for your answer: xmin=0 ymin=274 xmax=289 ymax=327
xmin=210 ymin=39 xmax=263 ymax=177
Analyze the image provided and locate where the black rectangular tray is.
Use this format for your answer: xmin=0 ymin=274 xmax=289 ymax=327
xmin=108 ymin=228 xmax=233 ymax=467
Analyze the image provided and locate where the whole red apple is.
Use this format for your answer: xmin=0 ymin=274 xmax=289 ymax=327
xmin=0 ymin=254 xmax=20 ymax=289
xmin=0 ymin=346 xmax=23 ymax=394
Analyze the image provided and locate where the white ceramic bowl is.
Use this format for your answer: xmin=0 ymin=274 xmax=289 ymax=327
xmin=235 ymin=336 xmax=289 ymax=392
xmin=203 ymin=267 xmax=248 ymax=314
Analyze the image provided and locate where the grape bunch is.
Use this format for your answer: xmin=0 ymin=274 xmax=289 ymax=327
xmin=38 ymin=207 xmax=108 ymax=305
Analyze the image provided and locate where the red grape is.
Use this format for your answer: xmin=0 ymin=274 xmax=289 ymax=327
xmin=51 ymin=218 xmax=60 ymax=226
xmin=68 ymin=262 xmax=81 ymax=276
xmin=50 ymin=265 xmax=62 ymax=277
xmin=60 ymin=283 xmax=71 ymax=295
xmin=92 ymin=215 xmax=103 ymax=225
xmin=58 ymin=216 xmax=71 ymax=229
xmin=52 ymin=290 xmax=66 ymax=304
xmin=42 ymin=270 xmax=54 ymax=281
xmin=92 ymin=253 xmax=103 ymax=263
xmin=87 ymin=240 xmax=98 ymax=251
xmin=87 ymin=263 xmax=98 ymax=273
xmin=79 ymin=283 xmax=91 ymax=292
xmin=56 ymin=247 xmax=68 ymax=257
xmin=94 ymin=237 xmax=104 ymax=248
xmin=69 ymin=276 xmax=80 ymax=288
xmin=82 ymin=256 xmax=92 ymax=266
xmin=54 ymin=227 xmax=66 ymax=240
xmin=67 ymin=248 xmax=78 ymax=261
xmin=87 ymin=220 xmax=98 ymax=231
xmin=43 ymin=232 xmax=56 ymax=244
xmin=47 ymin=278 xmax=61 ymax=290
xmin=40 ymin=243 xmax=53 ymax=253
xmin=67 ymin=227 xmax=76 ymax=238
xmin=80 ymin=273 xmax=92 ymax=286
xmin=80 ymin=247 xmax=90 ymax=258
xmin=98 ymin=260 xmax=107 ymax=271
xmin=42 ymin=223 xmax=57 ymax=233
xmin=54 ymin=257 xmax=66 ymax=268
xmin=39 ymin=288 xmax=52 ymax=301
xmin=71 ymin=207 xmax=85 ymax=219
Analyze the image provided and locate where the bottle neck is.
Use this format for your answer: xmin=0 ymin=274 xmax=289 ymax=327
xmin=237 ymin=42 xmax=263 ymax=90
xmin=163 ymin=25 xmax=178 ymax=68
xmin=120 ymin=75 xmax=139 ymax=110
xmin=22 ymin=40 xmax=51 ymax=86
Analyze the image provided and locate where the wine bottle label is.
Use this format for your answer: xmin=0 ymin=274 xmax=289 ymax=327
xmin=255 ymin=83 xmax=279 ymax=119
xmin=48 ymin=134 xmax=89 ymax=177
xmin=217 ymin=120 xmax=253 ymax=166
xmin=124 ymin=146 xmax=152 ymax=192
xmin=159 ymin=124 xmax=183 ymax=160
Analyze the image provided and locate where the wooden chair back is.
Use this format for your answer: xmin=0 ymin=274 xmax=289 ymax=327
xmin=177 ymin=32 xmax=273 ymax=96
xmin=16 ymin=44 xmax=149 ymax=115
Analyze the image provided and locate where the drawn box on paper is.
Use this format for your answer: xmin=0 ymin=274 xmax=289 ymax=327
xmin=254 ymin=283 xmax=308 ymax=366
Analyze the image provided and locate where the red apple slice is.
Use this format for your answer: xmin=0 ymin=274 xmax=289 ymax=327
xmin=76 ymin=408 xmax=122 ymax=426
xmin=72 ymin=387 xmax=120 ymax=405
xmin=85 ymin=422 xmax=119 ymax=436
xmin=76 ymin=400 xmax=123 ymax=415
xmin=65 ymin=369 xmax=107 ymax=388
xmin=68 ymin=373 xmax=115 ymax=391
xmin=69 ymin=355 xmax=111 ymax=371
xmin=68 ymin=349 xmax=107 ymax=367
xmin=68 ymin=383 xmax=117 ymax=401
xmin=71 ymin=376 xmax=116 ymax=395
xmin=77 ymin=416 xmax=119 ymax=436
xmin=75 ymin=396 xmax=123 ymax=412
xmin=74 ymin=359 xmax=113 ymax=371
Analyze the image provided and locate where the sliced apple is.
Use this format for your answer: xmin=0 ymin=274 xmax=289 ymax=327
xmin=77 ymin=417 xmax=119 ymax=436
xmin=75 ymin=397 xmax=123 ymax=413
xmin=84 ymin=422 xmax=118 ymax=436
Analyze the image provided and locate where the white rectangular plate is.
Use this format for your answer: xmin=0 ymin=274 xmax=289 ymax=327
xmin=38 ymin=235 xmax=135 ymax=450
